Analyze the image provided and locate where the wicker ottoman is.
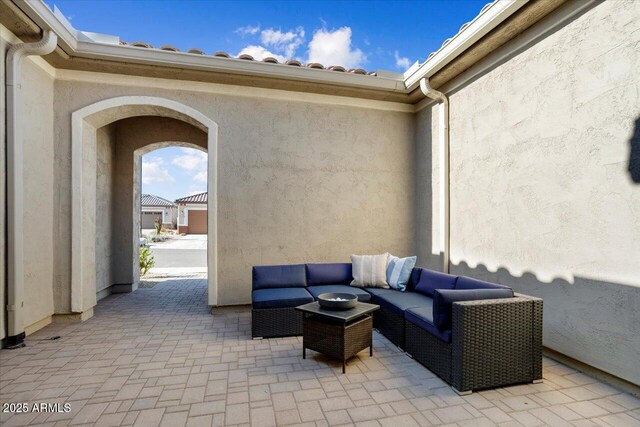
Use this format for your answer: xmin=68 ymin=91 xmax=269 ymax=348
xmin=296 ymin=302 xmax=379 ymax=373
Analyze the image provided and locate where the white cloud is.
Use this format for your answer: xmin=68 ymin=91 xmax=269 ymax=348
xmin=235 ymin=25 xmax=260 ymax=37
xmin=189 ymin=189 xmax=207 ymax=196
xmin=394 ymin=51 xmax=410 ymax=71
xmin=307 ymin=27 xmax=365 ymax=69
xmin=193 ymin=171 xmax=207 ymax=183
xmin=260 ymin=27 xmax=305 ymax=58
xmin=171 ymin=148 xmax=207 ymax=171
xmin=238 ymin=45 xmax=285 ymax=62
xmin=142 ymin=157 xmax=174 ymax=185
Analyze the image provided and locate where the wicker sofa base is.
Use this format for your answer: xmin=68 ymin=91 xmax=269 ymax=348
xmin=252 ymin=307 xmax=303 ymax=338
xmin=405 ymin=321 xmax=452 ymax=383
xmin=372 ymin=305 xmax=405 ymax=349
xmin=405 ymin=295 xmax=543 ymax=394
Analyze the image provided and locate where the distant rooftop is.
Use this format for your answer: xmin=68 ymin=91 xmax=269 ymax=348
xmin=175 ymin=192 xmax=207 ymax=204
xmin=141 ymin=194 xmax=176 ymax=207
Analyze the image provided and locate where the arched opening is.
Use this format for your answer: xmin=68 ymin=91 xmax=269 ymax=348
xmin=71 ymin=97 xmax=218 ymax=316
xmin=136 ymin=142 xmax=208 ymax=279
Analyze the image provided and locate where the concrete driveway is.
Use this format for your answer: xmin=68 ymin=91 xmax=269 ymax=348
xmin=148 ymin=234 xmax=207 ymax=274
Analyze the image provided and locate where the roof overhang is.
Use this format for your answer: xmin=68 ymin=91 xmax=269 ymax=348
xmin=14 ymin=0 xmax=405 ymax=92
xmin=3 ymin=0 xmax=571 ymax=104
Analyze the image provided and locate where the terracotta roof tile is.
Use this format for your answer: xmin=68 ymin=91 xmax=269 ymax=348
xmin=175 ymin=192 xmax=207 ymax=204
xmin=116 ymin=42 xmax=378 ymax=76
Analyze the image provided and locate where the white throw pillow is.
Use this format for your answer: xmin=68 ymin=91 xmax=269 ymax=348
xmin=386 ymin=255 xmax=417 ymax=291
xmin=350 ymin=253 xmax=390 ymax=288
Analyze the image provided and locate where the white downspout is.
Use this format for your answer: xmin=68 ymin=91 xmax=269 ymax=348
xmin=5 ymin=30 xmax=58 ymax=348
xmin=420 ymin=78 xmax=450 ymax=274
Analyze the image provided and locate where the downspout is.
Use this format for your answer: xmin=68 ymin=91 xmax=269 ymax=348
xmin=5 ymin=30 xmax=58 ymax=348
xmin=420 ymin=78 xmax=450 ymax=273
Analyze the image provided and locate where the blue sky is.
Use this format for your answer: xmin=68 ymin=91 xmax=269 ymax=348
xmin=46 ymin=0 xmax=488 ymax=71
xmin=141 ymin=147 xmax=208 ymax=202
xmin=47 ymin=0 xmax=488 ymax=200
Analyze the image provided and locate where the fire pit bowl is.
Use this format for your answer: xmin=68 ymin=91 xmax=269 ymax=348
xmin=317 ymin=293 xmax=358 ymax=310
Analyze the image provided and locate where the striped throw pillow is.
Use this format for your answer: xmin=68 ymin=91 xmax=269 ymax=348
xmin=386 ymin=255 xmax=417 ymax=291
xmin=350 ymin=253 xmax=390 ymax=288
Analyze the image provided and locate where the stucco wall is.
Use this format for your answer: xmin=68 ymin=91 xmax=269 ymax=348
xmin=95 ymin=124 xmax=116 ymax=294
xmin=52 ymin=85 xmax=415 ymax=308
xmin=0 ymin=31 xmax=7 ymax=341
xmin=20 ymin=56 xmax=56 ymax=330
xmin=417 ymin=0 xmax=640 ymax=384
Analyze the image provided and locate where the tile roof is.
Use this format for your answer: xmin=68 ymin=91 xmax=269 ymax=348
xmin=141 ymin=194 xmax=176 ymax=207
xmin=116 ymin=1 xmax=497 ymax=79
xmin=118 ymin=40 xmax=376 ymax=76
xmin=175 ymin=192 xmax=207 ymax=204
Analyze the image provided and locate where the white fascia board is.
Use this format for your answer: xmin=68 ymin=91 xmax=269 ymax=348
xmin=404 ymin=0 xmax=529 ymax=91
xmin=21 ymin=0 xmax=405 ymax=92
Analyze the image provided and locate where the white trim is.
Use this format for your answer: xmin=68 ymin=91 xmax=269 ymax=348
xmin=404 ymin=0 xmax=530 ymax=91
xmin=55 ymin=69 xmax=415 ymax=113
xmin=412 ymin=0 xmax=599 ymax=114
xmin=72 ymin=96 xmax=219 ymax=309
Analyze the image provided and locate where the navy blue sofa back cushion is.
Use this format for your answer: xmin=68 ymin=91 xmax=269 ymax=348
xmin=406 ymin=267 xmax=423 ymax=291
xmin=414 ymin=268 xmax=458 ymax=297
xmin=252 ymin=264 xmax=307 ymax=290
xmin=455 ymin=276 xmax=512 ymax=291
xmin=305 ymin=263 xmax=352 ymax=286
xmin=432 ymin=288 xmax=514 ymax=331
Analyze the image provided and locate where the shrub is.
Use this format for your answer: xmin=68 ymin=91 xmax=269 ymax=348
xmin=154 ymin=216 xmax=163 ymax=235
xmin=139 ymin=246 xmax=155 ymax=276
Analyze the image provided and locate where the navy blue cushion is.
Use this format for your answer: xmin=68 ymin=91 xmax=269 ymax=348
xmin=406 ymin=267 xmax=423 ymax=291
xmin=414 ymin=269 xmax=458 ymax=297
xmin=405 ymin=307 xmax=451 ymax=343
xmin=363 ymin=287 xmax=398 ymax=300
xmin=252 ymin=288 xmax=314 ymax=309
xmin=433 ymin=288 xmax=514 ymax=331
xmin=305 ymin=263 xmax=352 ymax=285
xmin=455 ymin=276 xmax=512 ymax=291
xmin=307 ymin=285 xmax=371 ymax=302
xmin=252 ymin=264 xmax=306 ymax=290
xmin=374 ymin=290 xmax=434 ymax=317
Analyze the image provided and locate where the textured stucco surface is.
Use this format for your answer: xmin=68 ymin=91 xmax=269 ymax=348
xmin=417 ymin=0 xmax=640 ymax=384
xmin=95 ymin=124 xmax=116 ymax=294
xmin=51 ymin=85 xmax=415 ymax=308
xmin=0 ymin=33 xmax=7 ymax=340
xmin=21 ymin=58 xmax=56 ymax=331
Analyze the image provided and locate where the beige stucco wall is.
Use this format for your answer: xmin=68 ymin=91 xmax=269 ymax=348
xmin=51 ymin=88 xmax=415 ymax=308
xmin=417 ymin=0 xmax=640 ymax=384
xmin=21 ymin=55 xmax=56 ymax=331
xmin=95 ymin=124 xmax=116 ymax=294
xmin=0 ymin=32 xmax=7 ymax=341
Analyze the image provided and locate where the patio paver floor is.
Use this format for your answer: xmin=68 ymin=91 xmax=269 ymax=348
xmin=1 ymin=276 xmax=638 ymax=426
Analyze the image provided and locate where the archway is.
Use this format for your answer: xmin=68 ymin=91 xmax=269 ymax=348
xmin=135 ymin=141 xmax=208 ymax=278
xmin=71 ymin=97 xmax=218 ymax=315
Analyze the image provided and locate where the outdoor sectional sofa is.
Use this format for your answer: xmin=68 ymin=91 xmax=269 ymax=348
xmin=251 ymin=262 xmax=543 ymax=394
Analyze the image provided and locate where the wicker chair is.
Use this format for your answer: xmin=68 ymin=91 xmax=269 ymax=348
xmin=405 ymin=293 xmax=543 ymax=394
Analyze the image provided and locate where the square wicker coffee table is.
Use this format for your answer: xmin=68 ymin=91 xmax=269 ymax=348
xmin=295 ymin=301 xmax=379 ymax=373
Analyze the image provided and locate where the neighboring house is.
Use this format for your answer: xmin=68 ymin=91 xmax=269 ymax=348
xmin=175 ymin=192 xmax=207 ymax=234
xmin=1 ymin=0 xmax=639 ymax=387
xmin=141 ymin=194 xmax=177 ymax=230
